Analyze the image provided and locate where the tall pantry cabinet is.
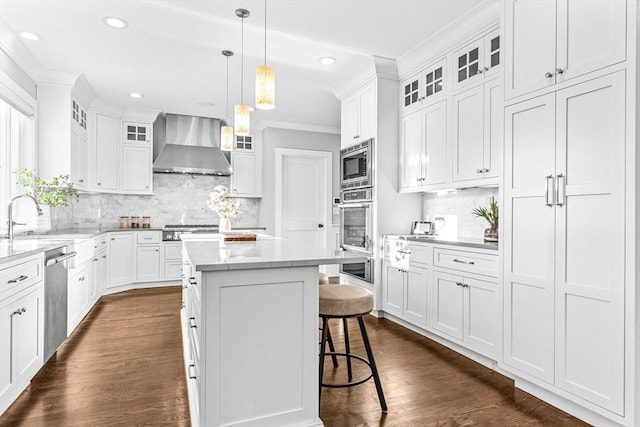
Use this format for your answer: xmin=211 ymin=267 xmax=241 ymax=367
xmin=502 ymin=0 xmax=635 ymax=425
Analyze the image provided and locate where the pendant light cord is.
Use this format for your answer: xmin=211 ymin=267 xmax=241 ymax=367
xmin=264 ymin=0 xmax=267 ymax=66
xmin=226 ymin=55 xmax=230 ymax=120
xmin=241 ymin=14 xmax=244 ymax=104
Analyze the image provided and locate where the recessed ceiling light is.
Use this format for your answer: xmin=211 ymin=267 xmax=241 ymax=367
xmin=103 ymin=16 xmax=129 ymax=29
xmin=129 ymin=92 xmax=143 ymax=99
xmin=197 ymin=101 xmax=215 ymax=107
xmin=319 ymin=57 xmax=336 ymax=65
xmin=18 ymin=31 xmax=42 ymax=41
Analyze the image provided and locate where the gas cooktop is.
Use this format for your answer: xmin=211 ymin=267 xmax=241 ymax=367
xmin=162 ymin=224 xmax=220 ymax=241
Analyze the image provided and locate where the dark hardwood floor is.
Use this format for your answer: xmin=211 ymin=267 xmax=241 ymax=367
xmin=0 ymin=286 xmax=588 ymax=427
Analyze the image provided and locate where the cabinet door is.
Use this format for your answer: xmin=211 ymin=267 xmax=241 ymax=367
xmin=422 ymin=100 xmax=447 ymax=185
xmin=71 ymin=127 xmax=88 ymax=190
xmin=123 ymin=121 xmax=151 ymax=144
xmin=122 ymin=145 xmax=152 ymax=193
xmin=404 ymin=265 xmax=428 ymax=327
xmin=96 ymin=252 xmax=108 ymax=294
xmin=358 ymin=83 xmax=376 ymax=143
xmin=401 ymin=74 xmax=421 ymax=112
xmin=464 ymin=276 xmax=498 ymax=359
xmin=342 ymin=95 xmax=359 ymax=147
xmin=505 ymin=0 xmax=556 ymax=99
xmin=556 ymin=0 xmax=626 ymax=84
xmin=68 ymin=266 xmax=88 ymax=335
xmin=482 ymin=30 xmax=501 ymax=80
xmin=12 ymin=286 xmax=43 ymax=382
xmin=452 ymin=85 xmax=484 ymax=182
xmin=231 ymin=152 xmax=257 ymax=196
xmin=399 ymin=111 xmax=423 ymax=190
xmin=136 ymin=245 xmax=161 ymax=282
xmin=108 ymin=233 xmax=134 ymax=287
xmin=453 ymin=37 xmax=484 ymax=91
xmin=553 ymin=72 xmax=625 ymax=414
xmin=381 ymin=261 xmax=404 ymax=317
xmin=503 ymin=94 xmax=556 ymax=383
xmin=482 ymin=79 xmax=502 ymax=179
xmin=95 ymin=113 xmax=119 ymax=191
xmin=431 ymin=271 xmax=464 ymax=341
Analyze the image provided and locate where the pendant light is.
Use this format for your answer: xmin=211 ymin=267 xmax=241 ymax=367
xmin=220 ymin=50 xmax=234 ymax=151
xmin=255 ymin=0 xmax=275 ymax=110
xmin=234 ymin=8 xmax=251 ymax=136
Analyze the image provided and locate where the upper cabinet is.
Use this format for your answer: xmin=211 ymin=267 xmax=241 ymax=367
xmin=341 ymin=81 xmax=376 ymax=148
xmin=504 ymin=0 xmax=626 ymax=100
xmin=401 ymin=58 xmax=447 ymax=114
xmin=37 ymin=76 xmax=96 ymax=190
xmin=120 ymin=120 xmax=153 ymax=194
xmin=453 ymin=29 xmax=500 ymax=92
xmin=230 ymin=134 xmax=262 ymax=198
xmin=93 ymin=112 xmax=119 ymax=191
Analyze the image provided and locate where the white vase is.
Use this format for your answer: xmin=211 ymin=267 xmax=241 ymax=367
xmin=219 ymin=217 xmax=231 ymax=232
xmin=33 ymin=205 xmax=52 ymax=234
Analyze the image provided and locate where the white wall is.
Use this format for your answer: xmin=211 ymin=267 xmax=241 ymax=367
xmin=259 ymin=127 xmax=340 ymax=236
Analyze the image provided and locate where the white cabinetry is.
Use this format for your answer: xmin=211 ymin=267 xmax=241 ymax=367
xmin=121 ymin=121 xmax=153 ymax=194
xmin=453 ymin=29 xmax=500 ymax=91
xmin=162 ymin=242 xmax=182 ymax=281
xmin=37 ymin=78 xmax=96 ymax=190
xmin=136 ymin=231 xmax=161 ymax=282
xmin=341 ymin=81 xmax=375 ymax=147
xmin=431 ymin=246 xmax=499 ymax=359
xmin=503 ymin=72 xmax=625 ymax=414
xmin=230 ymin=134 xmax=262 ymax=198
xmin=67 ymin=262 xmax=90 ymax=335
xmin=93 ymin=112 xmax=119 ymax=191
xmin=401 ymin=58 xmax=447 ymax=114
xmin=0 ymin=254 xmax=44 ymax=415
xmin=451 ymin=78 xmax=501 ymax=183
xmin=108 ymin=233 xmax=134 ymax=288
xmin=504 ymin=0 xmax=626 ymax=100
xmin=399 ymin=100 xmax=447 ymax=191
xmin=94 ymin=236 xmax=108 ymax=296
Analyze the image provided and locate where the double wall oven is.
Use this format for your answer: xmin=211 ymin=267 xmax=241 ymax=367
xmin=339 ymin=139 xmax=374 ymax=284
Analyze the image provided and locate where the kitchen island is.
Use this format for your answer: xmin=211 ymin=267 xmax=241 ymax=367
xmin=180 ymin=235 xmax=367 ymax=427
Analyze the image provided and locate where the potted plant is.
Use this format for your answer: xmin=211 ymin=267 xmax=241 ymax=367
xmin=206 ymin=185 xmax=240 ymax=232
xmin=16 ymin=169 xmax=79 ymax=233
xmin=472 ymin=196 xmax=498 ymax=242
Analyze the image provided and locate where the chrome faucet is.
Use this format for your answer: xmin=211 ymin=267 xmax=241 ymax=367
xmin=6 ymin=194 xmax=43 ymax=239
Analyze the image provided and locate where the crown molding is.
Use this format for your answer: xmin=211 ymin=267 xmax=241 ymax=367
xmin=256 ymin=118 xmax=340 ymax=135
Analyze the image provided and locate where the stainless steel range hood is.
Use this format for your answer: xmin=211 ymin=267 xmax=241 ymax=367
xmin=153 ymin=113 xmax=232 ymax=176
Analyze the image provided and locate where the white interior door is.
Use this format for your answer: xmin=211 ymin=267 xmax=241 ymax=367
xmin=275 ymin=148 xmax=332 ymax=250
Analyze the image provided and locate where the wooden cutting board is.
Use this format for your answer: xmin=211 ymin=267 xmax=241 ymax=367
xmin=223 ymin=232 xmax=257 ymax=242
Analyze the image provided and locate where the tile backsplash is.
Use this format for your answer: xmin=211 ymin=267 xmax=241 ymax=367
xmin=422 ymin=187 xmax=498 ymax=239
xmin=53 ymin=174 xmax=260 ymax=230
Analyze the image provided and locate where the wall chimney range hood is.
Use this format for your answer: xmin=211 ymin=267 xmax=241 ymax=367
xmin=153 ymin=113 xmax=232 ymax=176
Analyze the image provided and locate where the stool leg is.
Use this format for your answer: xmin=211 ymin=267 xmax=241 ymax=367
xmin=326 ymin=322 xmax=339 ymax=368
xmin=343 ymin=318 xmax=353 ymax=382
xmin=319 ymin=317 xmax=329 ymax=404
xmin=357 ymin=316 xmax=388 ymax=413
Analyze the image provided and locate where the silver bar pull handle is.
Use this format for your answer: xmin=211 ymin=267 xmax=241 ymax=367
xmin=189 ymin=317 xmax=197 ymax=328
xmin=453 ymin=259 xmax=475 ymax=265
xmin=545 ymin=174 xmax=554 ymax=207
xmin=556 ymin=173 xmax=565 ymax=207
xmin=8 ymin=275 xmax=28 ymax=284
xmin=188 ymin=364 xmax=197 ymax=379
xmin=397 ymin=250 xmax=412 ymax=255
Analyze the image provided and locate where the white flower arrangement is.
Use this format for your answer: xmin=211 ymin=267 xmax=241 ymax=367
xmin=206 ymin=185 xmax=240 ymax=219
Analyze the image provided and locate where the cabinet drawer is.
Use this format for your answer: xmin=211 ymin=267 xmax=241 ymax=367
xmin=433 ymin=247 xmax=498 ymax=277
xmin=137 ymin=232 xmax=161 ymax=244
xmin=94 ymin=235 xmax=108 ymax=252
xmin=71 ymin=239 xmax=95 ymax=268
xmin=164 ymin=242 xmax=182 ymax=261
xmin=408 ymin=243 xmax=431 ymax=266
xmin=164 ymin=262 xmax=182 ymax=281
xmin=0 ymin=254 xmax=43 ymax=301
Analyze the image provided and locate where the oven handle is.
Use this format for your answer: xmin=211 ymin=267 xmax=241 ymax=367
xmin=337 ymin=203 xmax=371 ymax=209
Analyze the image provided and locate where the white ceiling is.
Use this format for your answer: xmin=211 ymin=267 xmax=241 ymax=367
xmin=0 ymin=0 xmax=486 ymax=131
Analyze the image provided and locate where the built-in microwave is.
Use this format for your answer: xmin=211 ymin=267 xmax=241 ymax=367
xmin=340 ymin=138 xmax=374 ymax=190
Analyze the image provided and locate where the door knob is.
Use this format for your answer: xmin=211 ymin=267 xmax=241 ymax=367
xmin=318 ymin=224 xmax=324 ymax=228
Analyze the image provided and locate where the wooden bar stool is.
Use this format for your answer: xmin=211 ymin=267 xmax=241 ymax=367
xmin=318 ymin=284 xmax=387 ymax=412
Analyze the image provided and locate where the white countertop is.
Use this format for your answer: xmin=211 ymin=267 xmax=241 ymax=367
xmin=382 ymin=234 xmax=499 ymax=250
xmin=182 ymin=235 xmax=367 ymax=272
xmin=0 ymin=239 xmax=70 ymax=263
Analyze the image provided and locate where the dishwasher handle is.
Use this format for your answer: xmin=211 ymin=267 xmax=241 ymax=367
xmin=46 ymin=252 xmax=77 ymax=267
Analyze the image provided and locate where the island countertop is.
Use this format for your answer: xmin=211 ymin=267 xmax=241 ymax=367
xmin=182 ymin=236 xmax=367 ymax=272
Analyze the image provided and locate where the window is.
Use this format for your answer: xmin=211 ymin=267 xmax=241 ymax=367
xmin=0 ymin=96 xmax=36 ymax=234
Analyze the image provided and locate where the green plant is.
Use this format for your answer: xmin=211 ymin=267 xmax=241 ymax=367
xmin=472 ymin=196 xmax=498 ymax=227
xmin=16 ymin=169 xmax=79 ymax=207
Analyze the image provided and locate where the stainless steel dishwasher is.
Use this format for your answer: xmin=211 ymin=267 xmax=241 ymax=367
xmin=44 ymin=247 xmax=76 ymax=362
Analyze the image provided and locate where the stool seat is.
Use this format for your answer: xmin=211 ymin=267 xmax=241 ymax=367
xmin=319 ymin=284 xmax=373 ymax=317
xmin=319 ymin=272 xmax=329 ymax=285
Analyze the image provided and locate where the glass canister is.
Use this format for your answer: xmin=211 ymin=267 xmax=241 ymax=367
xmin=130 ymin=216 xmax=140 ymax=229
xmin=142 ymin=216 xmax=151 ymax=229
xmin=119 ymin=216 xmax=130 ymax=229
